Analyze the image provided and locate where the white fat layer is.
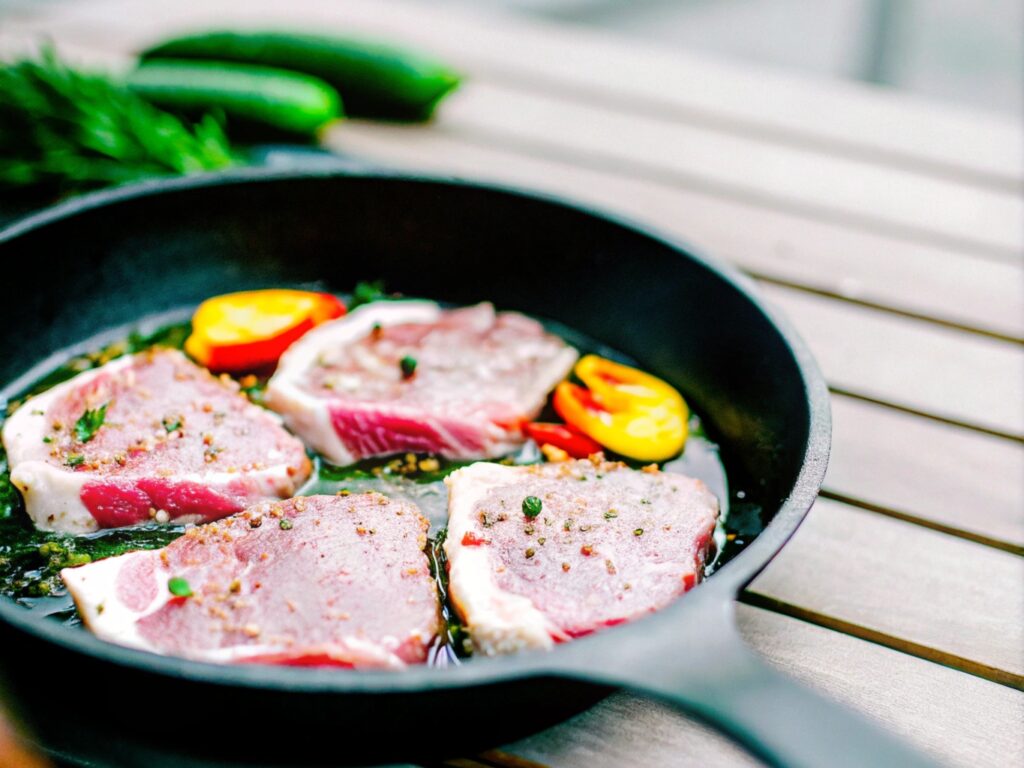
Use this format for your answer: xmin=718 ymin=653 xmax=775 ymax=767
xmin=10 ymin=462 xmax=94 ymax=534
xmin=3 ymin=357 xmax=134 ymax=534
xmin=444 ymin=463 xmax=557 ymax=655
xmin=61 ymin=550 xmax=166 ymax=652
xmin=62 ymin=550 xmax=407 ymax=668
xmin=265 ymin=301 xmax=442 ymax=466
xmin=2 ymin=351 xmax=301 ymax=534
xmin=10 ymin=460 xmax=296 ymax=535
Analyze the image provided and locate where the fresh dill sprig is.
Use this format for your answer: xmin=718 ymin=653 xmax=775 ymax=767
xmin=0 ymin=47 xmax=235 ymax=192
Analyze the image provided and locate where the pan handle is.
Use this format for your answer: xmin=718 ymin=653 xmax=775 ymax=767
xmin=561 ymin=600 xmax=939 ymax=768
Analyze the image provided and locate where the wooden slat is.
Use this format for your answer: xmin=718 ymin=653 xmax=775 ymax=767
xmin=826 ymin=396 xmax=1024 ymax=550
xmin=8 ymin=0 xmax=1023 ymax=188
xmin=759 ymin=284 xmax=1024 ymax=438
xmin=432 ymin=82 xmax=1024 ymax=257
xmin=747 ymin=498 xmax=1024 ymax=683
xmin=500 ymin=605 xmax=1024 ymax=768
xmin=328 ymin=123 xmax=1024 ymax=341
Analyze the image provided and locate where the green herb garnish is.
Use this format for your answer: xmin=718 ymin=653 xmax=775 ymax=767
xmin=0 ymin=46 xmax=234 ymax=193
xmin=400 ymin=355 xmax=417 ymax=379
xmin=167 ymin=576 xmax=193 ymax=597
xmin=0 ymin=450 xmax=19 ymax=521
xmin=522 ymin=496 xmax=542 ymax=518
xmin=162 ymin=416 xmax=182 ymax=433
xmin=350 ymin=280 xmax=386 ymax=309
xmin=65 ymin=454 xmax=84 ymax=468
xmin=279 ymin=518 xmax=293 ymax=530
xmin=74 ymin=402 xmax=108 ymax=443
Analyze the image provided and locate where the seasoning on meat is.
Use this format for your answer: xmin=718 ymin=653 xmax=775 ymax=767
xmin=2 ymin=350 xmax=311 ymax=533
xmin=60 ymin=493 xmax=442 ymax=668
xmin=444 ymin=458 xmax=718 ymax=655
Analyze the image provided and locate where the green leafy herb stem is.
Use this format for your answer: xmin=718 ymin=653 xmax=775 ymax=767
xmin=74 ymin=402 xmax=109 ymax=443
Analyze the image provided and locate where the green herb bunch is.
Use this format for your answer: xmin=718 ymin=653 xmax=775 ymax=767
xmin=0 ymin=47 xmax=234 ymax=192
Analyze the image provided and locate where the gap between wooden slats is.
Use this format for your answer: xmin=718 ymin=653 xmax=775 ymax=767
xmin=758 ymin=284 xmax=1024 ymax=438
xmin=329 ymin=123 xmax=1024 ymax=342
xmin=746 ymin=497 xmax=1024 ymax=686
xmin=7 ymin=0 xmax=1023 ymax=189
xmin=826 ymin=397 xmax=1024 ymax=552
xmin=493 ymin=605 xmax=1024 ymax=768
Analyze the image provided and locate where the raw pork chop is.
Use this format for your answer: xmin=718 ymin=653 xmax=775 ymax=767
xmin=444 ymin=458 xmax=718 ymax=655
xmin=265 ymin=301 xmax=577 ymax=465
xmin=2 ymin=350 xmax=311 ymax=533
xmin=61 ymin=493 xmax=442 ymax=667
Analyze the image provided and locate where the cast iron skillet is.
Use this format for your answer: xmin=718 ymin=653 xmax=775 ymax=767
xmin=0 ymin=169 xmax=933 ymax=768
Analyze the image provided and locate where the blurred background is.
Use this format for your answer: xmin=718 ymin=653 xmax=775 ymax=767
xmin=2 ymin=0 xmax=1020 ymax=117
xmin=410 ymin=0 xmax=1023 ymax=117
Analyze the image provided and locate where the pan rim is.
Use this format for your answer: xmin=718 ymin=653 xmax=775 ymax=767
xmin=0 ymin=167 xmax=830 ymax=693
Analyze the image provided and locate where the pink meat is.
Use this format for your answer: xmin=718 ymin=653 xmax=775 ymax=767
xmin=444 ymin=458 xmax=719 ymax=654
xmin=266 ymin=302 xmax=578 ymax=465
xmin=3 ymin=349 xmax=311 ymax=532
xmin=61 ymin=494 xmax=443 ymax=667
xmin=79 ymin=479 xmax=246 ymax=528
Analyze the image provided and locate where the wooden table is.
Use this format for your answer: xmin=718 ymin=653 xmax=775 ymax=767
xmin=2 ymin=1 xmax=1023 ymax=766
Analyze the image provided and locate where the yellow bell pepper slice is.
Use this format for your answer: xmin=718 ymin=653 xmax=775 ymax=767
xmin=553 ymin=355 xmax=688 ymax=462
xmin=185 ymin=289 xmax=345 ymax=372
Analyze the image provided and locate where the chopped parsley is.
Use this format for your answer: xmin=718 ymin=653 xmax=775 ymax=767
xmin=522 ymin=496 xmax=542 ymax=518
xmin=162 ymin=416 xmax=182 ymax=433
xmin=74 ymin=402 xmax=108 ymax=443
xmin=65 ymin=454 xmax=84 ymax=467
xmin=279 ymin=518 xmax=293 ymax=530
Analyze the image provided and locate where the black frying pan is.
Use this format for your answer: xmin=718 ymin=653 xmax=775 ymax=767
xmin=0 ymin=169 xmax=933 ymax=768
